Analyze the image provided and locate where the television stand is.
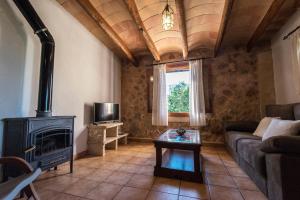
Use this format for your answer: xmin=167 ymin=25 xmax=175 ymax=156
xmin=87 ymin=122 xmax=128 ymax=156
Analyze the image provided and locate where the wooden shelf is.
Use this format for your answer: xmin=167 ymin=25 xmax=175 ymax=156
xmin=105 ymin=137 xmax=118 ymax=144
xmin=118 ymin=133 xmax=128 ymax=139
xmin=162 ymin=149 xmax=194 ymax=172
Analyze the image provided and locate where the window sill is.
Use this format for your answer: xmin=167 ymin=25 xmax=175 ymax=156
xmin=169 ymin=116 xmax=189 ymax=123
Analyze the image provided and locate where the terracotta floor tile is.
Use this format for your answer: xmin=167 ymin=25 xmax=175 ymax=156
xmin=203 ymin=163 xmax=228 ymax=175
xmin=105 ymin=171 xmax=133 ymax=185
xmin=36 ymin=188 xmax=60 ymax=200
xmin=117 ymin=150 xmax=134 ymax=156
xmin=67 ymin=166 xmax=96 ymax=178
xmin=140 ymin=149 xmax=155 ymax=154
xmin=209 ymin=185 xmax=244 ymax=200
xmin=151 ymin=177 xmax=180 ymax=194
xmin=88 ymin=160 xmax=105 ymax=168
xmin=203 ymin=156 xmax=223 ymax=164
xmin=178 ymin=196 xmax=199 ymax=200
xmin=146 ymin=191 xmax=178 ymax=200
xmin=136 ymin=152 xmax=154 ymax=159
xmin=74 ymin=157 xmax=99 ymax=167
xmin=33 ymin=143 xmax=264 ymax=200
xmin=127 ymin=174 xmax=156 ymax=189
xmin=86 ymin=168 xmax=114 ymax=182
xmin=118 ymin=163 xmax=141 ymax=173
xmin=222 ymin=159 xmax=239 ymax=167
xmin=64 ymin=178 xmax=99 ymax=196
xmin=86 ymin=182 xmax=122 ymax=200
xmin=115 ymin=155 xmax=133 ymax=163
xmin=240 ymin=189 xmax=268 ymax=200
xmin=128 ymin=157 xmax=149 ymax=165
xmin=113 ymin=186 xmax=149 ymax=200
xmin=233 ymin=177 xmax=259 ymax=191
xmin=202 ymin=153 xmax=219 ymax=157
xmin=102 ymin=159 xmax=119 ymax=165
xmin=201 ymin=152 xmax=220 ymax=158
xmin=205 ymin=173 xmax=236 ymax=188
xmin=38 ymin=176 xmax=79 ymax=192
xmin=145 ymin=158 xmax=156 ymax=166
xmin=220 ymin=155 xmax=235 ymax=161
xmin=218 ymin=152 xmax=231 ymax=157
xmin=101 ymin=162 xmax=123 ymax=171
xmin=179 ymin=181 xmax=209 ymax=199
xmin=36 ymin=171 xmax=58 ymax=181
xmin=227 ymin=167 xmax=248 ymax=177
xmin=55 ymin=193 xmax=83 ymax=200
xmin=137 ymin=165 xmax=154 ymax=176
xmin=103 ymin=155 xmax=120 ymax=162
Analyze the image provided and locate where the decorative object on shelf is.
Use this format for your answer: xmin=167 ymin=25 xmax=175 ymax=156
xmin=162 ymin=0 xmax=174 ymax=31
xmin=176 ymin=127 xmax=186 ymax=136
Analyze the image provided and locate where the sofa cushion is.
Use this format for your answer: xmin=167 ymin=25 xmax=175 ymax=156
xmin=262 ymin=119 xmax=300 ymax=141
xmin=266 ymin=104 xmax=295 ymax=120
xmin=237 ymin=139 xmax=266 ymax=177
xmin=261 ymin=136 xmax=300 ymax=154
xmin=225 ymin=131 xmax=260 ymax=152
xmin=253 ymin=117 xmax=273 ymax=137
xmin=225 ymin=121 xmax=259 ymax=132
xmin=293 ymin=103 xmax=300 ymax=120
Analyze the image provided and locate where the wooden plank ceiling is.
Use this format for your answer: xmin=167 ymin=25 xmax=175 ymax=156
xmin=57 ymin=0 xmax=299 ymax=63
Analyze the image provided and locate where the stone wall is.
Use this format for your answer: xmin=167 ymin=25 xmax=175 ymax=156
xmin=121 ymin=47 xmax=273 ymax=144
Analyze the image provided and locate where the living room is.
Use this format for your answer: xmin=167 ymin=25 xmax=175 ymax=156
xmin=0 ymin=0 xmax=300 ymax=200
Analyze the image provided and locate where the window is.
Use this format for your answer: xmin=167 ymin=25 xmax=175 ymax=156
xmin=166 ymin=64 xmax=190 ymax=117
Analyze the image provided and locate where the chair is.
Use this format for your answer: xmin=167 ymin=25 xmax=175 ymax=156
xmin=0 ymin=157 xmax=41 ymax=200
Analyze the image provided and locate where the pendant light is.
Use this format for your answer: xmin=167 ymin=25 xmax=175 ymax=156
xmin=162 ymin=0 xmax=174 ymax=31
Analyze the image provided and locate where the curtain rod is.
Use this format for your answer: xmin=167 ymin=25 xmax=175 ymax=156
xmin=283 ymin=25 xmax=300 ymax=40
xmin=146 ymin=56 xmax=213 ymax=66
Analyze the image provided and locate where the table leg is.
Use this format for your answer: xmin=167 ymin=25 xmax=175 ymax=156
xmin=194 ymin=149 xmax=200 ymax=174
xmin=156 ymin=146 xmax=162 ymax=167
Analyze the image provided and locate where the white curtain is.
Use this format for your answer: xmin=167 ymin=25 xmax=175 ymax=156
xmin=152 ymin=64 xmax=168 ymax=126
xmin=290 ymin=29 xmax=300 ymax=94
xmin=189 ymin=60 xmax=206 ymax=126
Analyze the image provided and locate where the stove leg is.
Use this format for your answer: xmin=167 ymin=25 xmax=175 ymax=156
xmin=70 ymin=159 xmax=73 ymax=173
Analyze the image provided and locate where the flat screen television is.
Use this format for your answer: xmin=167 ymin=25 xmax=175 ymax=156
xmin=93 ymin=103 xmax=119 ymax=123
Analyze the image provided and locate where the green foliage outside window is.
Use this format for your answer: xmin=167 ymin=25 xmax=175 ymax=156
xmin=168 ymin=81 xmax=189 ymax=112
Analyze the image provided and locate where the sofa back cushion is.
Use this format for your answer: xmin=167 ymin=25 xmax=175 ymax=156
xmin=293 ymin=103 xmax=300 ymax=120
xmin=253 ymin=117 xmax=274 ymax=137
xmin=266 ymin=104 xmax=295 ymax=120
xmin=262 ymin=119 xmax=300 ymax=141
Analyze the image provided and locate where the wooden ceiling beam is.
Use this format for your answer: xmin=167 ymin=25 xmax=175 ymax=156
xmin=77 ymin=0 xmax=137 ymax=65
xmin=124 ymin=0 xmax=160 ymax=61
xmin=175 ymin=0 xmax=188 ymax=59
xmin=247 ymin=0 xmax=285 ymax=51
xmin=214 ymin=0 xmax=233 ymax=56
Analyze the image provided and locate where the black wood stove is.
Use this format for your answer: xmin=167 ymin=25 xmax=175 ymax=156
xmin=2 ymin=0 xmax=75 ymax=178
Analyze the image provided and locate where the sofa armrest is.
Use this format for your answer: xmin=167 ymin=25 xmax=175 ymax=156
xmin=261 ymin=136 xmax=300 ymax=154
xmin=266 ymin=154 xmax=300 ymax=200
xmin=224 ymin=121 xmax=259 ymax=132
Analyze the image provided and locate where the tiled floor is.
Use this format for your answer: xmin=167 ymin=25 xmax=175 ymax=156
xmin=34 ymin=143 xmax=268 ymax=200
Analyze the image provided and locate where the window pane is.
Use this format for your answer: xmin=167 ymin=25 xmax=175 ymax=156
xmin=166 ymin=71 xmax=190 ymax=113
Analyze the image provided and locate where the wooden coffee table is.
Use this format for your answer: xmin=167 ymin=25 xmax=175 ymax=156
xmin=153 ymin=129 xmax=203 ymax=183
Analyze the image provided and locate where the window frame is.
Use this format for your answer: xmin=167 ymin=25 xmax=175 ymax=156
xmin=166 ymin=62 xmax=190 ymax=117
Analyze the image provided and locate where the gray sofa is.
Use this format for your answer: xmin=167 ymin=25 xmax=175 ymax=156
xmin=225 ymin=103 xmax=300 ymax=200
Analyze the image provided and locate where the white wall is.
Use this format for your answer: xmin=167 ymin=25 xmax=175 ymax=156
xmin=271 ymin=9 xmax=300 ymax=104
xmin=0 ymin=0 xmax=27 ymax=156
xmin=1 ymin=0 xmax=121 ymax=155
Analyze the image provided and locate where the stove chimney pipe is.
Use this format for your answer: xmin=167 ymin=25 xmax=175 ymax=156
xmin=13 ymin=0 xmax=55 ymax=117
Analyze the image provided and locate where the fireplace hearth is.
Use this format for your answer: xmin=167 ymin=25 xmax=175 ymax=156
xmin=3 ymin=116 xmax=75 ymax=178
